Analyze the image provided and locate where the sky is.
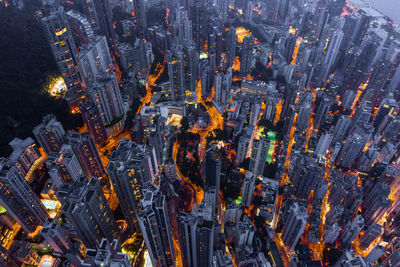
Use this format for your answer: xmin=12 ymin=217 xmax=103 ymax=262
xmin=364 ymin=0 xmax=400 ymax=24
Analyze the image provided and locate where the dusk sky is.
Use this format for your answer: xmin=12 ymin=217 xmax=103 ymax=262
xmin=366 ymin=0 xmax=400 ymax=23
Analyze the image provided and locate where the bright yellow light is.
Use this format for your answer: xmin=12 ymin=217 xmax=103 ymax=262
xmin=55 ymin=28 xmax=67 ymax=36
xmin=47 ymin=76 xmax=67 ymax=98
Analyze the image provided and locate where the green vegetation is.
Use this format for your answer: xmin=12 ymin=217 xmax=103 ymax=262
xmin=0 ymin=3 xmax=82 ymax=156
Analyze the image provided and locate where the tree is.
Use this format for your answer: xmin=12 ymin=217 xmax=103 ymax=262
xmin=180 ymin=116 xmax=190 ymax=131
xmin=0 ymin=4 xmax=82 ymax=156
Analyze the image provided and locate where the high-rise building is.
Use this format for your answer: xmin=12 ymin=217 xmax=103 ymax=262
xmin=167 ymin=45 xmax=185 ymax=101
xmin=281 ymin=202 xmax=308 ymax=251
xmin=339 ymin=215 xmax=364 ymax=247
xmin=174 ymin=7 xmax=193 ymax=45
xmin=47 ymin=144 xmax=85 ymax=188
xmin=0 ymin=244 xmax=19 ymax=267
xmin=237 ymin=135 xmax=250 ymax=164
xmin=334 ymin=250 xmax=368 ymax=267
xmin=204 ymin=147 xmax=221 ymax=206
xmin=224 ymin=202 xmax=242 ymax=225
xmin=116 ymin=42 xmax=134 ymax=71
xmin=178 ymin=211 xmax=215 ymax=267
xmin=241 ymin=172 xmax=256 ymax=208
xmin=314 ymin=132 xmax=333 ymax=158
xmin=66 ymin=131 xmax=108 ymax=183
xmin=234 ymin=216 xmax=255 ymax=250
xmin=80 ymin=102 xmax=108 ymax=144
xmin=324 ymin=223 xmax=340 ymax=244
xmin=7 ymin=137 xmax=41 ymax=179
xmin=363 ymin=58 xmax=393 ymax=105
xmin=360 ymin=223 xmax=383 ymax=249
xmin=351 ymin=101 xmax=372 ymax=132
xmin=263 ymin=0 xmax=280 ymax=23
xmin=337 ymin=124 xmax=373 ymax=169
xmin=373 ymin=95 xmax=398 ymax=128
xmin=183 ymin=40 xmax=199 ymax=93
xmin=214 ymin=72 xmax=223 ymax=104
xmin=365 ymin=245 xmax=386 ymax=264
xmin=81 ymin=239 xmax=130 ymax=266
xmin=82 ymin=0 xmax=117 ymax=43
xmin=343 ymin=38 xmax=380 ymax=91
xmin=57 ymin=176 xmax=119 ymax=248
xmin=133 ymin=39 xmax=154 ymax=81
xmin=249 ymin=101 xmax=262 ymax=127
xmin=66 ymin=9 xmax=95 ymax=46
xmin=192 ymin=0 xmax=210 ymax=51
xmin=107 ymin=139 xmax=158 ymax=232
xmin=249 ymin=138 xmax=270 ymax=176
xmin=240 ymin=35 xmax=255 ymax=75
xmin=364 ymin=195 xmax=391 ymax=225
xmin=79 ymin=35 xmax=114 ymax=85
xmin=0 ymin=164 xmax=48 ymax=233
xmin=132 ymin=0 xmax=147 ymax=38
xmin=33 ymin=114 xmax=66 ymax=155
xmin=313 ymin=95 xmax=331 ymax=130
xmin=225 ymin=27 xmax=236 ymax=67
xmin=137 ymin=189 xmax=175 ymax=266
xmin=87 ymin=72 xmax=125 ymax=126
xmin=40 ymin=7 xmax=84 ymax=103
xmin=40 ymin=218 xmax=72 ymax=255
xmin=320 ymin=29 xmax=344 ymax=83
xmin=332 ymin=115 xmax=351 ymax=144
xmin=292 ymin=161 xmax=322 ymax=200
xmin=296 ymin=91 xmax=314 ymax=132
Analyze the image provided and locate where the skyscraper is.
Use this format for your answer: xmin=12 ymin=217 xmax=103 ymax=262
xmin=240 ymin=35 xmax=255 ymax=75
xmin=79 ymin=35 xmax=114 ymax=85
xmin=132 ymin=0 xmax=147 ymax=38
xmin=360 ymin=223 xmax=383 ymax=249
xmin=0 ymin=164 xmax=48 ymax=233
xmin=314 ymin=132 xmax=333 ymax=158
xmin=337 ymin=124 xmax=373 ymax=168
xmin=82 ymin=0 xmax=117 ymax=43
xmin=107 ymin=139 xmax=158 ymax=232
xmin=66 ymin=131 xmax=108 ymax=183
xmin=281 ymin=202 xmax=308 ymax=251
xmin=320 ymin=29 xmax=344 ymax=82
xmin=237 ymin=135 xmax=250 ymax=164
xmin=292 ymin=161 xmax=322 ymax=200
xmin=204 ymin=147 xmax=221 ymax=206
xmin=138 ymin=189 xmax=175 ymax=266
xmin=241 ymin=172 xmax=256 ymax=208
xmin=183 ymin=41 xmax=199 ymax=93
xmin=313 ymin=95 xmax=331 ymax=130
xmin=7 ymin=137 xmax=41 ymax=179
xmin=40 ymin=7 xmax=84 ymax=103
xmin=81 ymin=239 xmax=130 ymax=266
xmin=47 ymin=144 xmax=85 ymax=188
xmin=33 ymin=114 xmax=66 ymax=155
xmin=332 ymin=115 xmax=352 ymax=144
xmin=133 ymin=39 xmax=154 ymax=81
xmin=80 ymin=102 xmax=108 ymax=144
xmin=225 ymin=27 xmax=236 ymax=67
xmin=56 ymin=176 xmax=119 ymax=248
xmin=296 ymin=91 xmax=314 ymax=132
xmin=373 ymin=95 xmax=398 ymax=128
xmin=339 ymin=215 xmax=364 ymax=247
xmin=40 ymin=218 xmax=72 ymax=255
xmin=167 ymin=45 xmax=185 ymax=101
xmin=178 ymin=211 xmax=215 ymax=267
xmin=0 ymin=244 xmax=19 ymax=267
xmin=174 ymin=7 xmax=193 ymax=46
xmin=87 ymin=72 xmax=125 ymax=126
xmin=249 ymin=137 xmax=270 ymax=176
